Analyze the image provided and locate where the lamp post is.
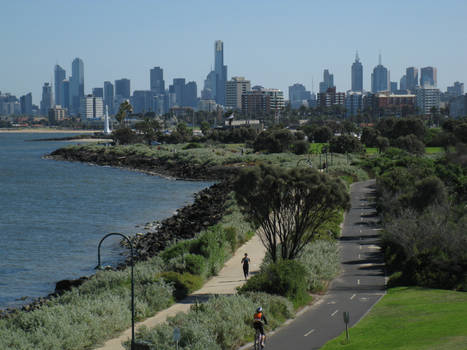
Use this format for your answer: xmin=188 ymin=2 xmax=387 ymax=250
xmin=96 ymin=233 xmax=136 ymax=350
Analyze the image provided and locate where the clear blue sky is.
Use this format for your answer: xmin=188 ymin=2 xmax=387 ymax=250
xmin=1 ymin=0 xmax=466 ymax=104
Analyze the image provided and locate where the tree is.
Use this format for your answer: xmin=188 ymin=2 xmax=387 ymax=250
xmin=200 ymin=121 xmax=210 ymax=136
xmin=361 ymin=127 xmax=381 ymax=147
xmin=253 ymin=128 xmax=295 ymax=153
xmin=376 ymin=136 xmax=390 ymax=153
xmin=394 ymin=134 xmax=425 ymax=155
xmin=135 ymin=118 xmax=162 ymax=145
xmin=312 ymin=126 xmax=333 ymax=143
xmin=329 ymin=135 xmax=362 ymax=153
xmin=115 ymin=101 xmax=133 ymax=127
xmin=234 ymin=165 xmax=350 ymax=262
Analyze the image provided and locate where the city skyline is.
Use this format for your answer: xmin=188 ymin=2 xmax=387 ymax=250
xmin=1 ymin=1 xmax=466 ymax=104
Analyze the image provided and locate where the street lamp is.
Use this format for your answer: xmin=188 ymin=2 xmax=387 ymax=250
xmin=96 ymin=232 xmax=136 ymax=350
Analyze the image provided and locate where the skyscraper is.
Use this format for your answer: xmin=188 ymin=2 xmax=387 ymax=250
xmin=371 ymin=54 xmax=390 ymax=93
xmin=92 ymin=88 xmax=104 ymax=98
xmin=20 ymin=93 xmax=33 ymax=115
xmin=61 ymin=80 xmax=70 ymax=110
xmin=400 ymin=75 xmax=407 ymax=91
xmin=406 ymin=67 xmax=418 ymax=92
xmin=184 ymin=81 xmax=198 ymax=108
xmin=172 ymin=78 xmax=186 ymax=106
xmin=70 ymin=58 xmax=84 ymax=114
xmin=319 ymin=69 xmax=334 ymax=93
xmin=227 ymin=77 xmax=251 ymax=110
xmin=288 ymin=83 xmax=311 ymax=109
xmin=150 ymin=67 xmax=165 ymax=94
xmin=40 ymin=82 xmax=53 ymax=115
xmin=351 ymin=52 xmax=363 ymax=92
xmin=54 ymin=64 xmax=66 ymax=107
xmin=104 ymin=81 xmax=114 ymax=114
xmin=115 ymin=79 xmax=131 ymax=99
xmin=420 ymin=66 xmax=437 ymax=88
xmin=214 ymin=40 xmax=227 ymax=106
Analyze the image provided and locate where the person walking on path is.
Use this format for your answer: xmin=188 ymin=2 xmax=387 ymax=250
xmin=241 ymin=253 xmax=251 ymax=279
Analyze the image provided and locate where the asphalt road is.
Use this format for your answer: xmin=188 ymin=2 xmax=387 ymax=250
xmin=264 ymin=179 xmax=386 ymax=350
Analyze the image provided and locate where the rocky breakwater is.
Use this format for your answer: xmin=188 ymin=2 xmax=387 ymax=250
xmin=49 ymin=146 xmax=238 ymax=180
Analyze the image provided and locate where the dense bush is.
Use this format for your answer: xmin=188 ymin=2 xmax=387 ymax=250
xmin=253 ymin=128 xmax=296 ymax=153
xmin=133 ymin=293 xmax=294 ymax=350
xmin=160 ymin=272 xmax=204 ymax=300
xmin=329 ymin=135 xmax=363 ymax=154
xmin=239 ymin=260 xmax=311 ymax=307
xmin=292 ymin=140 xmax=309 ymax=155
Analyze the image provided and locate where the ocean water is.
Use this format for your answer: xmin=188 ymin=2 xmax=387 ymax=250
xmin=0 ymin=133 xmax=211 ymax=309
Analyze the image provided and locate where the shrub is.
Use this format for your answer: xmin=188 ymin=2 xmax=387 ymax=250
xmin=293 ymin=140 xmax=309 ymax=155
xmin=239 ymin=260 xmax=310 ymax=308
xmin=183 ymin=142 xmax=202 ymax=150
xmin=184 ymin=254 xmax=208 ymax=277
xmin=159 ymin=272 xmax=203 ymax=300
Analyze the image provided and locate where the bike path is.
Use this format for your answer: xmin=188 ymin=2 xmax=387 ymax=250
xmin=261 ymin=179 xmax=386 ymax=350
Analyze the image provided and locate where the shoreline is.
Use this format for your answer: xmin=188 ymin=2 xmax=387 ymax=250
xmin=0 ymin=128 xmax=100 ymax=134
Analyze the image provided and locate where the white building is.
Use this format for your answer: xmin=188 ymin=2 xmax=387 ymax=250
xmin=80 ymin=95 xmax=104 ymax=119
xmin=415 ymin=87 xmax=440 ymax=115
xmin=226 ymin=77 xmax=251 ymax=110
xmin=264 ymin=88 xmax=285 ymax=111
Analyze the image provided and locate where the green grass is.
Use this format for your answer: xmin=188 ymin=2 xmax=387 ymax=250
xmin=321 ymin=287 xmax=467 ymax=350
xmin=425 ymin=147 xmax=444 ymax=154
xmin=365 ymin=147 xmax=378 ymax=155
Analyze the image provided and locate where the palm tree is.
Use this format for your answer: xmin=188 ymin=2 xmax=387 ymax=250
xmin=115 ymin=101 xmax=133 ymax=127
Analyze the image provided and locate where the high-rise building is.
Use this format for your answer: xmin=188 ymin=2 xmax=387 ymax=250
xmin=171 ymin=78 xmax=186 ymax=106
xmin=264 ymin=89 xmax=285 ymax=111
xmin=70 ymin=58 xmax=84 ymax=115
xmin=242 ymin=90 xmax=271 ymax=115
xmin=104 ymin=81 xmax=114 ymax=114
xmin=80 ymin=95 xmax=104 ymax=119
xmin=371 ymin=54 xmax=390 ymax=93
xmin=20 ymin=93 xmax=33 ymax=115
xmin=54 ymin=64 xmax=66 ymax=107
xmin=319 ymin=69 xmax=334 ymax=93
xmin=317 ymin=87 xmax=345 ymax=108
xmin=184 ymin=81 xmax=198 ymax=108
xmin=40 ymin=82 xmax=53 ymax=115
xmin=131 ymin=90 xmax=154 ymax=114
xmin=420 ymin=66 xmax=437 ymax=88
xmin=150 ymin=67 xmax=165 ymax=94
xmin=226 ymin=77 xmax=251 ymax=110
xmin=61 ymin=80 xmax=70 ymax=110
xmin=92 ymin=88 xmax=104 ymax=98
xmin=345 ymin=91 xmax=363 ymax=116
xmin=288 ymin=83 xmax=311 ymax=109
xmin=202 ymin=70 xmax=217 ymax=100
xmin=406 ymin=67 xmax=418 ymax=92
xmin=400 ymin=75 xmax=407 ymax=91
xmin=115 ymin=79 xmax=131 ymax=99
xmin=449 ymin=94 xmax=467 ymax=118
xmin=415 ymin=87 xmax=440 ymax=114
xmin=390 ymin=82 xmax=398 ymax=93
xmin=214 ymin=40 xmax=228 ymax=105
xmin=446 ymin=82 xmax=464 ymax=100
xmin=351 ymin=52 xmax=363 ymax=92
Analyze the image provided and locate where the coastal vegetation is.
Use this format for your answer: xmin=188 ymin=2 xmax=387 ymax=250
xmin=320 ymin=287 xmax=467 ymax=350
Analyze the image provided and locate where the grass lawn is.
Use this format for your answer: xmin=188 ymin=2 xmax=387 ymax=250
xmin=425 ymin=147 xmax=444 ymax=154
xmin=321 ymin=287 xmax=467 ymax=350
xmin=365 ymin=147 xmax=378 ymax=155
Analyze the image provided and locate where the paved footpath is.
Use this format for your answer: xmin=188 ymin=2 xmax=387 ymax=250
xmin=259 ymin=179 xmax=386 ymax=350
xmin=95 ymin=234 xmax=267 ymax=350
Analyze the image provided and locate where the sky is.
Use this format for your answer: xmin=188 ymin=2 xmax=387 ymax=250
xmin=1 ymin=0 xmax=466 ymax=104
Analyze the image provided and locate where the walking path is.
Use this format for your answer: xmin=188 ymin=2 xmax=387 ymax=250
xmin=95 ymin=234 xmax=267 ymax=350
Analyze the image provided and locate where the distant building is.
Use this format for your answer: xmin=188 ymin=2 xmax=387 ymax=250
xmin=319 ymin=69 xmax=334 ymax=93
xmin=131 ymin=90 xmax=154 ymax=114
xmin=54 ymin=64 xmax=66 ymax=107
xmin=415 ymin=87 xmax=440 ymax=115
xmin=198 ymin=99 xmax=217 ymax=112
xmin=40 ymin=82 xmax=53 ymax=116
xmin=371 ymin=54 xmax=390 ymax=93
xmin=226 ymin=77 xmax=251 ymax=110
xmin=264 ymin=89 xmax=285 ymax=111
xmin=449 ymin=94 xmax=467 ymax=118
xmin=80 ymin=95 xmax=104 ymax=119
xmin=150 ymin=66 xmax=165 ymax=94
xmin=104 ymin=81 xmax=114 ymax=114
xmin=446 ymin=81 xmax=464 ymax=99
xmin=390 ymin=82 xmax=398 ymax=93
xmin=70 ymin=58 xmax=84 ymax=115
xmin=92 ymin=88 xmax=104 ymax=98
xmin=420 ymin=66 xmax=437 ymax=88
xmin=400 ymin=75 xmax=407 ymax=91
xmin=405 ymin=67 xmax=418 ymax=92
xmin=202 ymin=70 xmax=216 ymax=100
xmin=214 ymin=40 xmax=228 ymax=106
xmin=345 ymin=91 xmax=363 ymax=116
xmin=242 ymin=90 xmax=271 ymax=115
xmin=115 ymin=79 xmax=131 ymax=99
xmin=288 ymin=83 xmax=311 ymax=109
xmin=48 ymin=105 xmax=67 ymax=123
xmin=61 ymin=80 xmax=70 ymax=110
xmin=184 ymin=81 xmax=198 ymax=108
xmin=20 ymin=93 xmax=33 ymax=115
xmin=351 ymin=52 xmax=363 ymax=92
xmin=171 ymin=78 xmax=186 ymax=106
xmin=317 ymin=87 xmax=345 ymax=108
xmin=376 ymin=91 xmax=416 ymax=109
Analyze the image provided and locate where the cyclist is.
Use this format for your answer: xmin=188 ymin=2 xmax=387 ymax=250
xmin=253 ymin=306 xmax=268 ymax=348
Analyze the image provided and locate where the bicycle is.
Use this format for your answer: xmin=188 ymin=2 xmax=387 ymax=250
xmin=254 ymin=327 xmax=263 ymax=350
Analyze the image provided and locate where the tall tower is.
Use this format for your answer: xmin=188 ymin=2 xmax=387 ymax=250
xmin=214 ymin=40 xmax=227 ymax=106
xmin=351 ymin=51 xmax=363 ymax=92
xmin=420 ymin=66 xmax=437 ymax=88
xmin=371 ymin=54 xmax=390 ymax=93
xmin=54 ymin=64 xmax=66 ymax=107
xmin=150 ymin=67 xmax=165 ymax=94
xmin=319 ymin=69 xmax=334 ymax=93
xmin=406 ymin=67 xmax=419 ymax=92
xmin=104 ymin=81 xmax=114 ymax=114
xmin=70 ymin=58 xmax=84 ymax=114
xmin=40 ymin=82 xmax=53 ymax=115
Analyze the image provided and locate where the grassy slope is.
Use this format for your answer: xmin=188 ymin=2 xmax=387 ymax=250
xmin=321 ymin=287 xmax=467 ymax=350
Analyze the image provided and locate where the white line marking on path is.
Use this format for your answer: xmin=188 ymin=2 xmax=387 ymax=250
xmin=350 ymin=294 xmax=356 ymax=300
xmin=331 ymin=310 xmax=339 ymax=317
xmin=359 ymin=245 xmax=362 ymax=250
xmin=359 ymin=229 xmax=362 ymax=233
xmin=327 ymin=301 xmax=336 ymax=305
xmin=358 ymin=254 xmax=361 ymax=259
xmin=357 ymin=279 xmax=360 ymax=285
xmin=304 ymin=329 xmax=315 ymax=337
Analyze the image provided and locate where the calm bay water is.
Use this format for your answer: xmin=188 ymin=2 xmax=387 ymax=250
xmin=0 ymin=133 xmax=211 ymax=309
